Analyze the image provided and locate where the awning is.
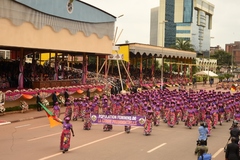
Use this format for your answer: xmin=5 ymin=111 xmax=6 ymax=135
xmin=194 ymin=71 xmax=218 ymax=77
xmin=128 ymin=43 xmax=196 ymax=59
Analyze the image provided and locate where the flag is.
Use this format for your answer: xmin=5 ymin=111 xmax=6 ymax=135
xmin=231 ymin=85 xmax=236 ymax=92
xmin=39 ymin=103 xmax=62 ymax=128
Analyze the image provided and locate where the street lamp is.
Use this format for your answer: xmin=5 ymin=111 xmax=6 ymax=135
xmin=208 ymin=37 xmax=214 ymax=81
xmin=117 ymin=14 xmax=124 ymax=18
xmin=160 ymin=20 xmax=168 ymax=90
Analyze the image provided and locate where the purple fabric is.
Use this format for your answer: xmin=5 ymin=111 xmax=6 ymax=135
xmin=235 ymin=113 xmax=240 ymax=118
xmin=218 ymin=108 xmax=224 ymax=112
xmin=206 ymin=115 xmax=211 ymax=119
xmin=63 ymin=122 xmax=72 ymax=130
xmin=53 ymin=105 xmax=60 ymax=110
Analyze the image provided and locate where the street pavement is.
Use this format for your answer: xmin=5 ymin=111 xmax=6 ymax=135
xmin=0 ymin=82 xmax=231 ymax=126
xmin=0 ymin=82 xmax=234 ymax=160
xmin=0 ymin=106 xmax=66 ymax=125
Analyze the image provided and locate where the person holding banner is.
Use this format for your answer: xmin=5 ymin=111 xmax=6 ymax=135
xmin=124 ymin=105 xmax=132 ymax=133
xmin=103 ymin=106 xmax=113 ymax=131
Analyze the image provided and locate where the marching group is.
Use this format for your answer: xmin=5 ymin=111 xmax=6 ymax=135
xmin=48 ymin=87 xmax=240 ymax=157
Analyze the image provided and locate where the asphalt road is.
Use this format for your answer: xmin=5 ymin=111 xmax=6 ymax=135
xmin=1 ymin=114 xmax=230 ymax=160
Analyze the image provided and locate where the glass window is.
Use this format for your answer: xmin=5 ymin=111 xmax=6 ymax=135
xmin=176 ymin=30 xmax=191 ymax=34
xmin=164 ymin=0 xmax=176 ymax=47
xmin=176 ymin=23 xmax=191 ymax=26
xmin=183 ymin=0 xmax=193 ymax=23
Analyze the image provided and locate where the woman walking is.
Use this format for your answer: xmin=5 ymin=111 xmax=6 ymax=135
xmin=59 ymin=117 xmax=74 ymax=153
xmin=53 ymin=102 xmax=61 ymax=118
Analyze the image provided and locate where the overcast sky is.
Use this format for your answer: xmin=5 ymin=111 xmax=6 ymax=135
xmin=82 ymin=0 xmax=239 ymax=50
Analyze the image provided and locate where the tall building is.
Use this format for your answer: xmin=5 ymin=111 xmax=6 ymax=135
xmin=225 ymin=42 xmax=240 ymax=67
xmin=150 ymin=0 xmax=214 ymax=56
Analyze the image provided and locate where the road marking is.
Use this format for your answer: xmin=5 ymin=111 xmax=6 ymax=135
xmin=15 ymin=124 xmax=31 ymax=128
xmin=28 ymin=124 xmax=49 ymax=130
xmin=212 ymin=148 xmax=224 ymax=158
xmin=0 ymin=121 xmax=11 ymax=126
xmin=28 ymin=132 xmax=61 ymax=141
xmin=147 ymin=143 xmax=167 ymax=153
xmin=39 ymin=127 xmax=140 ymax=160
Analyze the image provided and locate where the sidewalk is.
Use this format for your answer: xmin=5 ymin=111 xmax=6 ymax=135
xmin=0 ymin=106 xmax=66 ymax=126
xmin=0 ymin=82 xmax=232 ymax=126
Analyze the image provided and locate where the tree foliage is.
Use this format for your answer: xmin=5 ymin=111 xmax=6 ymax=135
xmin=170 ymin=38 xmax=195 ymax=52
xmin=211 ymin=50 xmax=232 ymax=68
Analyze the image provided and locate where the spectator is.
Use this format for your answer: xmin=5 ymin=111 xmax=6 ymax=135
xmin=193 ymin=77 xmax=197 ymax=89
xmin=198 ymin=122 xmax=209 ymax=145
xmin=203 ymin=77 xmax=207 ymax=86
xmin=198 ymin=148 xmax=212 ymax=160
xmin=209 ymin=77 xmax=214 ymax=87
xmin=52 ymin=91 xmax=58 ymax=106
xmin=225 ymin=137 xmax=239 ymax=160
xmin=86 ymin=88 xmax=90 ymax=99
xmin=195 ymin=140 xmax=208 ymax=158
xmin=36 ymin=92 xmax=42 ymax=111
xmin=64 ymin=89 xmax=69 ymax=105
xmin=229 ymin=120 xmax=240 ymax=144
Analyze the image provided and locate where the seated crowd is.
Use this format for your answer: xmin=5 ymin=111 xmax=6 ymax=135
xmin=0 ymin=60 xmax=191 ymax=90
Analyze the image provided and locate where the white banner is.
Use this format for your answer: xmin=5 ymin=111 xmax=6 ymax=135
xmin=108 ymin=54 xmax=124 ymax=60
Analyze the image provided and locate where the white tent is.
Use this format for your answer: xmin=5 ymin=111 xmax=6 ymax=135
xmin=194 ymin=71 xmax=218 ymax=77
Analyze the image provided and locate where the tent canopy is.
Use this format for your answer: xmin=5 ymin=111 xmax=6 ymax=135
xmin=194 ymin=71 xmax=218 ymax=77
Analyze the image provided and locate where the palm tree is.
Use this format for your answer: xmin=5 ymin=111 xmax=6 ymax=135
xmin=170 ymin=38 xmax=195 ymax=52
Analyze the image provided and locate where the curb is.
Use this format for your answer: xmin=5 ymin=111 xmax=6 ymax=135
xmin=0 ymin=121 xmax=11 ymax=126
xmin=10 ymin=115 xmax=46 ymax=123
xmin=0 ymin=115 xmax=46 ymax=126
xmin=0 ymin=111 xmax=65 ymax=126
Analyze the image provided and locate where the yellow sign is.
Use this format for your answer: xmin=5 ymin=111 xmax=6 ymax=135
xmin=112 ymin=45 xmax=129 ymax=62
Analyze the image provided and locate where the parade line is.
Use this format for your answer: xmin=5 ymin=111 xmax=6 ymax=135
xmin=147 ymin=143 xmax=167 ymax=153
xmin=38 ymin=127 xmax=140 ymax=160
xmin=212 ymin=148 xmax=224 ymax=158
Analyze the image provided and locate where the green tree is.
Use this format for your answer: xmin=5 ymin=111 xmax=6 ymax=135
xmin=211 ymin=50 xmax=232 ymax=70
xmin=224 ymin=73 xmax=234 ymax=81
xmin=170 ymin=38 xmax=195 ymax=52
xmin=217 ymin=74 xmax=225 ymax=82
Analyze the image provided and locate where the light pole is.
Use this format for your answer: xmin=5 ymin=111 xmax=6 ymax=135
xmin=208 ymin=37 xmax=214 ymax=81
xmin=161 ymin=20 xmax=168 ymax=90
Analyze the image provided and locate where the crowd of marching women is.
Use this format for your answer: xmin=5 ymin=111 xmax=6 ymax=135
xmin=53 ymin=88 xmax=240 ymax=136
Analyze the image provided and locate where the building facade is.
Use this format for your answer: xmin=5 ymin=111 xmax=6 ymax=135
xmin=196 ymin=57 xmax=217 ymax=72
xmin=225 ymin=42 xmax=240 ymax=67
xmin=150 ymin=0 xmax=214 ymax=55
xmin=210 ymin=45 xmax=223 ymax=55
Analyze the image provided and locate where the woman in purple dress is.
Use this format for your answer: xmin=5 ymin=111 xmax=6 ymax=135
xmin=53 ymin=102 xmax=61 ymax=118
xmin=60 ymin=117 xmax=74 ymax=153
